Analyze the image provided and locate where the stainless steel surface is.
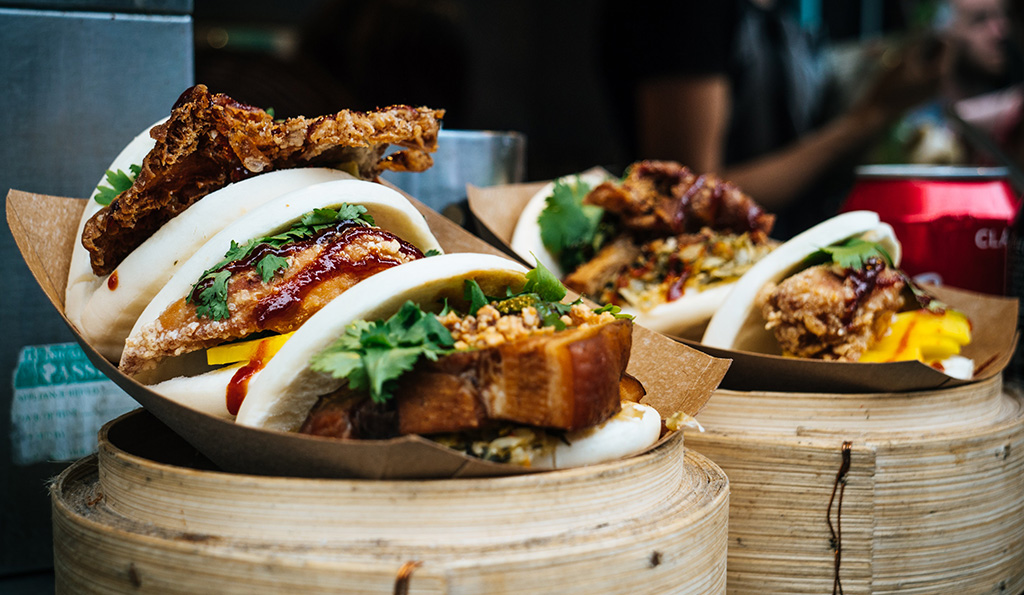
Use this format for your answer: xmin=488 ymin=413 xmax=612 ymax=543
xmin=0 ymin=4 xmax=192 ymax=576
xmin=381 ymin=129 xmax=527 ymax=215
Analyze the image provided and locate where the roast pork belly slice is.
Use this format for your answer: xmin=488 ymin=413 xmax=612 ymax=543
xmin=396 ymin=318 xmax=632 ymax=435
xmin=120 ymin=226 xmax=422 ymax=375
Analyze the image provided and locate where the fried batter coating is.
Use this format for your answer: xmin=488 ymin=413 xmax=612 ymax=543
xmin=759 ymin=258 xmax=905 ymax=361
xmin=83 ymin=84 xmax=444 ymax=276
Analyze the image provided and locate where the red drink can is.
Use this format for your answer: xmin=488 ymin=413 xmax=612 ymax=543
xmin=841 ymin=165 xmax=1020 ymax=295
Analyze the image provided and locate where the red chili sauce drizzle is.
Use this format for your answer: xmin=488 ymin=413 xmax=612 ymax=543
xmin=107 ymin=271 xmax=118 ymax=290
xmin=664 ymin=252 xmax=691 ymax=302
xmin=252 ymin=225 xmax=423 ymax=329
xmin=188 ymin=220 xmax=421 ymax=308
xmin=226 ymin=339 xmax=270 ymax=416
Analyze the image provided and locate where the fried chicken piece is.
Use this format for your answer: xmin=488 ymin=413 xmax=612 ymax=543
xmin=759 ymin=258 xmax=905 ymax=361
xmin=83 ymin=84 xmax=444 ymax=276
xmin=584 ymin=160 xmax=775 ymax=239
xmin=119 ymin=226 xmax=423 ymax=375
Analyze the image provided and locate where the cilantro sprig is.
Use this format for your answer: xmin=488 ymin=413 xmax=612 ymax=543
xmin=187 ymin=205 xmax=375 ymax=320
xmin=310 ymin=301 xmax=456 ymax=404
xmin=310 ymin=261 xmax=632 ymax=403
xmin=537 ymin=177 xmax=607 ymax=272
xmin=94 ymin=164 xmax=141 ymax=206
xmin=804 ymin=237 xmax=894 ymax=270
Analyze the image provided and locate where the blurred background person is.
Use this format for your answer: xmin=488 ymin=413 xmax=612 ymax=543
xmin=602 ymin=0 xmax=951 ymax=238
xmin=876 ymin=0 xmax=1023 ymax=167
xmin=943 ymin=0 xmax=1019 ymax=101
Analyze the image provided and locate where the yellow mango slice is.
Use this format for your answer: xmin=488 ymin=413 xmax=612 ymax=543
xmin=207 ymin=332 xmax=294 ymax=366
xmin=860 ymin=309 xmax=971 ymax=364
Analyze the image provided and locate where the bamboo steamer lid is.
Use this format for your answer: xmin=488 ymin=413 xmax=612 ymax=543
xmin=52 ymin=410 xmax=729 ymax=594
xmin=684 ymin=374 xmax=1024 ymax=594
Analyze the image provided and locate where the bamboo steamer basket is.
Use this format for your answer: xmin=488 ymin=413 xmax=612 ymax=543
xmin=683 ymin=374 xmax=1024 ymax=594
xmin=52 ymin=410 xmax=729 ymax=594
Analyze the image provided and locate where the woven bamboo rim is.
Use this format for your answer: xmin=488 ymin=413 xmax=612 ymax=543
xmin=52 ymin=415 xmax=730 ymax=594
xmin=95 ymin=416 xmax=684 ymax=547
xmin=685 ymin=374 xmax=1024 ymax=594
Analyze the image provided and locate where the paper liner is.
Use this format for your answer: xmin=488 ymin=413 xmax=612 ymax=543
xmin=467 ymin=175 xmax=1020 ymax=393
xmin=6 ymin=186 xmax=728 ymax=478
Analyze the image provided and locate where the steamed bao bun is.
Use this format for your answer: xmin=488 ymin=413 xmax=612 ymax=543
xmin=701 ymin=210 xmax=902 ymax=354
xmin=122 ymin=178 xmax=442 ymax=412
xmin=234 ymin=253 xmax=664 ymax=470
xmin=65 ymin=121 xmax=363 ymax=361
xmin=510 ymin=170 xmax=771 ymax=340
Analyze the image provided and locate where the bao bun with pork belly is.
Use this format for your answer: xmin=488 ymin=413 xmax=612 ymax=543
xmin=120 ymin=178 xmax=443 ymax=415
xmin=234 ymin=253 xmax=664 ymax=469
xmin=702 ymin=211 xmax=974 ymax=378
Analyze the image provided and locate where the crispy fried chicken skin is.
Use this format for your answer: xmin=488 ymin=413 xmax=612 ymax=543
xmin=584 ymin=160 xmax=775 ymax=238
xmin=82 ymin=84 xmax=444 ymax=276
xmin=759 ymin=257 xmax=906 ymax=361
xmin=300 ymin=308 xmax=632 ymax=439
xmin=120 ymin=223 xmax=423 ymax=375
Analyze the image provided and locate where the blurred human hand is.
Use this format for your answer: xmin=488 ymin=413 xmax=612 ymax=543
xmin=852 ymin=36 xmax=953 ymax=125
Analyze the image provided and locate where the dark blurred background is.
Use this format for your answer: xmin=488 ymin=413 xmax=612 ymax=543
xmin=189 ymin=0 xmax=954 ymax=182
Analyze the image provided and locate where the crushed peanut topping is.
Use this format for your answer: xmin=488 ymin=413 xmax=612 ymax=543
xmin=436 ymin=302 xmax=617 ymax=351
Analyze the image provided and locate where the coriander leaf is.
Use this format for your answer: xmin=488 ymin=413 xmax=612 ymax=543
xmin=522 ymin=258 xmax=567 ymax=302
xmin=191 ymin=270 xmax=232 ymax=320
xmin=188 ymin=203 xmax=374 ymax=319
xmin=425 ymin=249 xmax=442 ymax=257
xmin=256 ymin=254 xmax=289 ymax=282
xmin=537 ymin=177 xmax=603 ymax=271
xmin=464 ymin=280 xmax=489 ymax=314
xmin=310 ymin=350 xmax=363 ymax=384
xmin=807 ymin=238 xmax=893 ymax=270
xmin=361 ymin=347 xmax=425 ymax=400
xmin=94 ymin=164 xmax=141 ymax=206
xmin=389 ymin=302 xmax=453 ymax=347
xmin=310 ymin=301 xmax=456 ymax=403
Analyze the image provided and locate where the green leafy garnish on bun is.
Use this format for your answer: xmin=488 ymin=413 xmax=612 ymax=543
xmin=187 ymin=204 xmax=375 ymax=320
xmin=94 ymin=164 xmax=141 ymax=206
xmin=538 ymin=177 xmax=605 ymax=271
xmin=310 ymin=301 xmax=456 ymax=404
xmin=805 ymin=237 xmax=894 ymax=270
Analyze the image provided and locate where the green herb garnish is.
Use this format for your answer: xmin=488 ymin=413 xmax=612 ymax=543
xmin=187 ymin=204 xmax=374 ymax=320
xmin=94 ymin=164 xmax=141 ymax=206
xmin=310 ymin=301 xmax=456 ymax=404
xmin=805 ymin=237 xmax=894 ymax=270
xmin=193 ymin=270 xmax=232 ymax=320
xmin=537 ymin=177 xmax=605 ymax=272
xmin=311 ymin=261 xmax=631 ymax=401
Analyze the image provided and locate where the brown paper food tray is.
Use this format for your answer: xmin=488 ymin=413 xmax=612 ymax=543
xmin=6 ymin=186 xmax=728 ymax=479
xmin=468 ymin=176 xmax=1019 ymax=394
